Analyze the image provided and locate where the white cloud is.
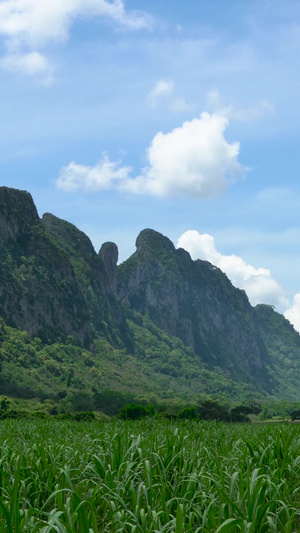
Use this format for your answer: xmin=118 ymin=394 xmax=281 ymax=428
xmin=147 ymin=79 xmax=174 ymax=108
xmin=57 ymin=112 xmax=246 ymax=198
xmin=177 ymin=230 xmax=289 ymax=310
xmin=285 ymin=294 xmax=300 ymax=333
xmin=230 ymin=101 xmax=274 ymax=122
xmin=147 ymin=78 xmax=190 ymax=112
xmin=0 ymin=0 xmax=151 ymax=75
xmin=206 ymin=90 xmax=274 ymax=122
xmin=57 ymin=154 xmax=132 ymax=192
xmin=131 ymin=112 xmax=245 ymax=197
xmin=1 ymin=51 xmax=51 ymax=77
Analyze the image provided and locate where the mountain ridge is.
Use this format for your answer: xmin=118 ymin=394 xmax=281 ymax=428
xmin=118 ymin=228 xmax=272 ymax=390
xmin=0 ymin=186 xmax=300 ymax=405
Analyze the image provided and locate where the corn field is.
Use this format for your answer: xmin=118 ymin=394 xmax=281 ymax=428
xmin=0 ymin=419 xmax=300 ymax=532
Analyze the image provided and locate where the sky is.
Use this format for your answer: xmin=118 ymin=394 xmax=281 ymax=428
xmin=1 ymin=0 xmax=300 ymax=330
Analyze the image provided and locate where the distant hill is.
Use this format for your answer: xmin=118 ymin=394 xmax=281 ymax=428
xmin=1 ymin=186 xmax=300 ymax=409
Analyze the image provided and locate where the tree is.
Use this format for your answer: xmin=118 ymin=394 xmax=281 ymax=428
xmin=198 ymin=399 xmax=230 ymax=422
xmin=0 ymin=396 xmax=11 ymax=411
xmin=290 ymin=409 xmax=300 ymax=421
xmin=230 ymin=405 xmax=252 ymax=422
xmin=93 ymin=390 xmax=133 ymax=415
xmin=70 ymin=392 xmax=94 ymax=412
xmin=119 ymin=403 xmax=154 ymax=420
xmin=178 ymin=407 xmax=198 ymax=419
xmin=244 ymin=400 xmax=262 ymax=415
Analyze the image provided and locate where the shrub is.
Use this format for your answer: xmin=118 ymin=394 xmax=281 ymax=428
xmin=73 ymin=411 xmax=96 ymax=422
xmin=70 ymin=392 xmax=94 ymax=412
xmin=0 ymin=396 xmax=11 ymax=411
xmin=290 ymin=409 xmax=300 ymax=421
xmin=198 ymin=399 xmax=230 ymax=422
xmin=230 ymin=405 xmax=252 ymax=422
xmin=178 ymin=407 xmax=198 ymax=419
xmin=93 ymin=390 xmax=133 ymax=415
xmin=119 ymin=403 xmax=154 ymax=420
xmin=0 ymin=409 xmax=20 ymax=419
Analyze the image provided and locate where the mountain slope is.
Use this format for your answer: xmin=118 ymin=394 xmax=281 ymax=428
xmin=0 ymin=187 xmax=92 ymax=346
xmin=1 ymin=187 xmax=300 ymax=404
xmin=118 ymin=229 xmax=272 ymax=391
xmin=41 ymin=213 xmax=130 ymax=348
xmin=255 ymin=304 xmax=300 ymax=399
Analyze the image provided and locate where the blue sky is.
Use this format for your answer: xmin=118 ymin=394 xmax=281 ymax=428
xmin=1 ymin=0 xmax=300 ymax=329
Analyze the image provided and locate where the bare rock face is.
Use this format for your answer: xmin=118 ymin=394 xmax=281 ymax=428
xmin=0 ymin=188 xmax=93 ymax=347
xmin=118 ymin=228 xmax=272 ymax=390
xmin=99 ymin=242 xmax=118 ymax=294
xmin=41 ymin=214 xmax=127 ymax=346
xmin=0 ymin=187 xmax=39 ymax=241
xmin=3 ymin=188 xmax=300 ymax=398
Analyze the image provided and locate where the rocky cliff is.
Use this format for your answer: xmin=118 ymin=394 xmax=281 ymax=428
xmin=2 ymin=188 xmax=300 ymax=399
xmin=0 ymin=187 xmax=38 ymax=241
xmin=118 ymin=229 xmax=272 ymax=389
xmin=0 ymin=187 xmax=92 ymax=346
xmin=41 ymin=213 xmax=130 ymax=347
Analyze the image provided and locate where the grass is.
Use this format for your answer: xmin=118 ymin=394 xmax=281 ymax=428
xmin=0 ymin=419 xmax=299 ymax=531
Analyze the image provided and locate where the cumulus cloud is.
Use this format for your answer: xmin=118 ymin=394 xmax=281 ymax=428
xmin=57 ymin=112 xmax=246 ymax=197
xmin=57 ymin=154 xmax=132 ymax=192
xmin=0 ymin=0 xmax=151 ymax=75
xmin=285 ymin=294 xmax=300 ymax=334
xmin=147 ymin=78 xmax=189 ymax=112
xmin=177 ymin=230 xmax=289 ymax=309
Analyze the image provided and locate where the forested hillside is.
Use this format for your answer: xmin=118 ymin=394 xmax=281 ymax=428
xmin=1 ymin=186 xmax=300 ymax=412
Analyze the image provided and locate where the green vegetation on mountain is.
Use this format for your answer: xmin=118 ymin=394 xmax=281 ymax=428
xmin=0 ymin=188 xmax=92 ymax=346
xmin=1 ymin=187 xmax=300 ymax=413
xmin=41 ymin=213 xmax=130 ymax=349
xmin=0 ymin=314 xmax=260 ymax=416
xmin=255 ymin=304 xmax=300 ymax=399
xmin=118 ymin=229 xmax=271 ymax=390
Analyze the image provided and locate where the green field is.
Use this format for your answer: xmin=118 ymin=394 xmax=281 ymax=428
xmin=0 ymin=419 xmax=299 ymax=532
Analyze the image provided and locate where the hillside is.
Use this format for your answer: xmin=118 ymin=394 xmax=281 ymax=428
xmin=1 ymin=186 xmax=300 ymax=410
xmin=118 ymin=229 xmax=271 ymax=390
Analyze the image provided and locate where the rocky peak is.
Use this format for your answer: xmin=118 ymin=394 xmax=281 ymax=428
xmin=0 ymin=196 xmax=93 ymax=347
xmin=42 ymin=213 xmax=96 ymax=263
xmin=176 ymin=247 xmax=192 ymax=261
xmin=41 ymin=214 xmax=126 ymax=342
xmin=136 ymin=228 xmax=175 ymax=256
xmin=99 ymin=242 xmax=118 ymax=294
xmin=118 ymin=228 xmax=272 ymax=390
xmin=0 ymin=187 xmax=39 ymax=242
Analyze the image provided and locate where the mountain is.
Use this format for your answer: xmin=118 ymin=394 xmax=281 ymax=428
xmin=118 ymin=229 xmax=274 ymax=391
xmin=0 ymin=187 xmax=92 ymax=346
xmin=41 ymin=212 xmax=131 ymax=349
xmin=1 ymin=186 xmax=300 ymax=407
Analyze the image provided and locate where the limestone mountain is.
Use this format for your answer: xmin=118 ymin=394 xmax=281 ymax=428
xmin=1 ymin=186 xmax=300 ymax=404
xmin=41 ymin=213 xmax=131 ymax=348
xmin=0 ymin=187 xmax=92 ymax=346
xmin=118 ymin=229 xmax=272 ymax=391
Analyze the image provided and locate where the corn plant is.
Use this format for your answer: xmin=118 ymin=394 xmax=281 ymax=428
xmin=0 ymin=419 xmax=299 ymax=531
